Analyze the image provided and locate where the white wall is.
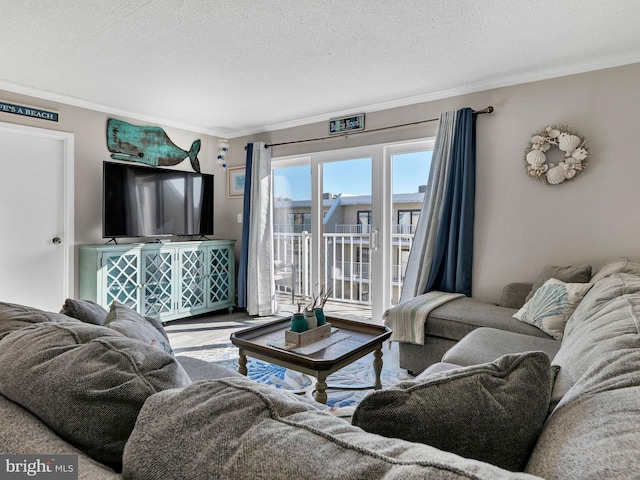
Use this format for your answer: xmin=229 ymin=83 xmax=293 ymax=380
xmin=227 ymin=63 xmax=640 ymax=302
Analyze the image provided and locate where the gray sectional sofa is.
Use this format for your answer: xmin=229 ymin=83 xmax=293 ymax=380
xmin=397 ymin=263 xmax=594 ymax=374
xmin=1 ymin=257 xmax=639 ymax=478
xmin=357 ymin=257 xmax=640 ymax=478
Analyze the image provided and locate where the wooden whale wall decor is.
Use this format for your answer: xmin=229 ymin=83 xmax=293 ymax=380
xmin=106 ymin=118 xmax=201 ymax=173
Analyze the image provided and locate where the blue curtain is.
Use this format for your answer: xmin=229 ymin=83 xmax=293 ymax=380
xmin=399 ymin=111 xmax=456 ymax=302
xmin=236 ymin=144 xmax=254 ymax=309
xmin=424 ymin=108 xmax=476 ymax=296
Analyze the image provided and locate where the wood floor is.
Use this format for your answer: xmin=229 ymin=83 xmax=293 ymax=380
xmin=163 ymin=299 xmax=404 ymax=372
xmin=164 ymin=295 xmax=374 ymax=360
xmin=164 ymin=310 xmax=280 ymax=359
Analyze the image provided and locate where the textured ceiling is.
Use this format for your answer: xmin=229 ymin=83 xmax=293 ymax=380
xmin=2 ymin=0 xmax=640 ymax=137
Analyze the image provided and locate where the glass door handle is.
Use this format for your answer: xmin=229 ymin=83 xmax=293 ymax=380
xmin=370 ymin=229 xmax=379 ymax=250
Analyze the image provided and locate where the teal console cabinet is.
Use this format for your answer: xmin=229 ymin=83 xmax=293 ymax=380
xmin=79 ymin=240 xmax=236 ymax=322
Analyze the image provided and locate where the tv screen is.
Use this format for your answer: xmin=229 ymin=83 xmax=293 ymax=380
xmin=103 ymin=161 xmax=214 ymax=238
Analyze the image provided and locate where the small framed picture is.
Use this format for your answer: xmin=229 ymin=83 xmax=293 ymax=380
xmin=228 ymin=166 xmax=246 ymax=197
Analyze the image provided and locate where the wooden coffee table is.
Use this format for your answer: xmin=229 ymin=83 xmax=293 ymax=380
xmin=230 ymin=316 xmax=392 ymax=404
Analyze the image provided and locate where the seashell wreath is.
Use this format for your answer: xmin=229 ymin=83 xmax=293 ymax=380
xmin=524 ymin=126 xmax=588 ymax=185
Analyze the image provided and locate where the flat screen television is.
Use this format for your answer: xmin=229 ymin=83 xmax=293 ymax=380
xmin=103 ymin=161 xmax=214 ymax=239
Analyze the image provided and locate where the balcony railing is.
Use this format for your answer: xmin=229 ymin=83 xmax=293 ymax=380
xmin=273 ymin=224 xmax=311 ymax=234
xmin=335 ymin=224 xmax=372 ymax=234
xmin=273 ymin=228 xmax=415 ymax=307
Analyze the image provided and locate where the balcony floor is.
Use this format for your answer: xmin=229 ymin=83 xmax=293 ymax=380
xmin=275 ymin=293 xmax=374 ymax=324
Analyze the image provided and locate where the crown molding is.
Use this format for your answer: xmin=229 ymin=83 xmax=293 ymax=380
xmin=3 ymin=50 xmax=640 ymax=140
xmin=226 ymin=50 xmax=640 ymax=138
xmin=0 ymin=81 xmax=229 ymax=138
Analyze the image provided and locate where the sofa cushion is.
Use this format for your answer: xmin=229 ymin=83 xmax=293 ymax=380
xmin=590 ymin=256 xmax=640 ymax=283
xmin=549 ymin=273 xmax=640 ymax=410
xmin=60 ymin=298 xmax=109 ymax=325
xmin=415 ymin=361 xmax=463 ymax=378
xmin=352 ymin=351 xmax=552 ymax=472
xmin=524 ymin=264 xmax=592 ymax=303
xmin=513 ymin=278 xmax=593 ymax=340
xmin=122 ymin=377 xmax=538 ymax=480
xmin=500 ymin=282 xmax=533 ymax=309
xmin=441 ymin=328 xmax=560 ymax=366
xmin=423 ymin=297 xmax=550 ymax=341
xmin=0 ymin=322 xmax=190 ymax=470
xmin=0 ymin=395 xmax=121 ymax=479
xmin=0 ymin=301 xmax=76 ymax=341
xmin=526 ymin=349 xmax=640 ymax=479
xmin=104 ymin=300 xmax=173 ymax=355
xmin=176 ymin=356 xmax=244 ymax=381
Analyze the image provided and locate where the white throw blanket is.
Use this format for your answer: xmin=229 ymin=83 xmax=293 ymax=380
xmin=383 ymin=291 xmax=465 ymax=345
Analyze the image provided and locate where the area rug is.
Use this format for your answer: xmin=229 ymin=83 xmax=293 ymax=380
xmin=205 ymin=340 xmax=413 ymax=410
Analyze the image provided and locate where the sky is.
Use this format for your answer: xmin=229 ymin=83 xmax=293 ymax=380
xmin=273 ymin=151 xmax=432 ymax=200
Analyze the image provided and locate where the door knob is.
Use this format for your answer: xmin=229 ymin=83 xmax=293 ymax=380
xmin=52 ymin=237 xmax=61 ymax=244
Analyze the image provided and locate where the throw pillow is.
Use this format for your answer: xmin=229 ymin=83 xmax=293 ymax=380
xmin=104 ymin=301 xmax=173 ymax=355
xmin=0 ymin=301 xmax=75 ymax=341
xmin=514 ymin=278 xmax=593 ymax=340
xmin=0 ymin=322 xmax=190 ymax=470
xmin=525 ymin=264 xmax=592 ymax=303
xmin=590 ymin=257 xmax=640 ymax=284
xmin=352 ymin=351 xmax=552 ymax=472
xmin=60 ymin=298 xmax=109 ymax=325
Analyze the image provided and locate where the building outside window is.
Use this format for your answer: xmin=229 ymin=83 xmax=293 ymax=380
xmin=357 ymin=210 xmax=371 ymax=233
xmin=397 ymin=209 xmax=421 ymax=234
xmin=287 ymin=212 xmax=311 ymax=232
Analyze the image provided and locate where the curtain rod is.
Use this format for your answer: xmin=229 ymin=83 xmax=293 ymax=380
xmin=263 ymin=106 xmax=494 ymax=149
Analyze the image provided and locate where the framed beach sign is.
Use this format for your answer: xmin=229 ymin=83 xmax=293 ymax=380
xmin=228 ymin=166 xmax=246 ymax=197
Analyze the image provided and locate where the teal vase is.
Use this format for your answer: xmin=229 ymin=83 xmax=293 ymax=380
xmin=315 ymin=308 xmax=326 ymax=326
xmin=290 ymin=313 xmax=308 ymax=333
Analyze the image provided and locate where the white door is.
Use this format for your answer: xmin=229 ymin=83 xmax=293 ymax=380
xmin=0 ymin=122 xmax=74 ymax=311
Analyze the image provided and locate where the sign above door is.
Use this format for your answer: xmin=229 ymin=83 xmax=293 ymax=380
xmin=0 ymin=100 xmax=58 ymax=122
xmin=329 ymin=113 xmax=365 ymax=135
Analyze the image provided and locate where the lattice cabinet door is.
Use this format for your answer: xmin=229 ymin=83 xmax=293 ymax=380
xmin=177 ymin=246 xmax=207 ymax=314
xmin=206 ymin=244 xmax=235 ymax=312
xmin=142 ymin=248 xmax=175 ymax=319
xmin=80 ymin=240 xmax=236 ymax=321
xmin=102 ymin=250 xmax=142 ymax=312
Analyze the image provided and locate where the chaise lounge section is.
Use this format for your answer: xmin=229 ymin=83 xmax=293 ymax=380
xmin=397 ymin=264 xmax=593 ymax=374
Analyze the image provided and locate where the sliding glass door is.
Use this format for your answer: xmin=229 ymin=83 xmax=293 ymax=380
xmin=272 ymin=159 xmax=312 ymax=306
xmin=320 ymin=156 xmax=374 ymax=307
xmin=272 ymin=139 xmax=432 ymax=322
xmin=388 ymin=143 xmax=433 ymax=305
